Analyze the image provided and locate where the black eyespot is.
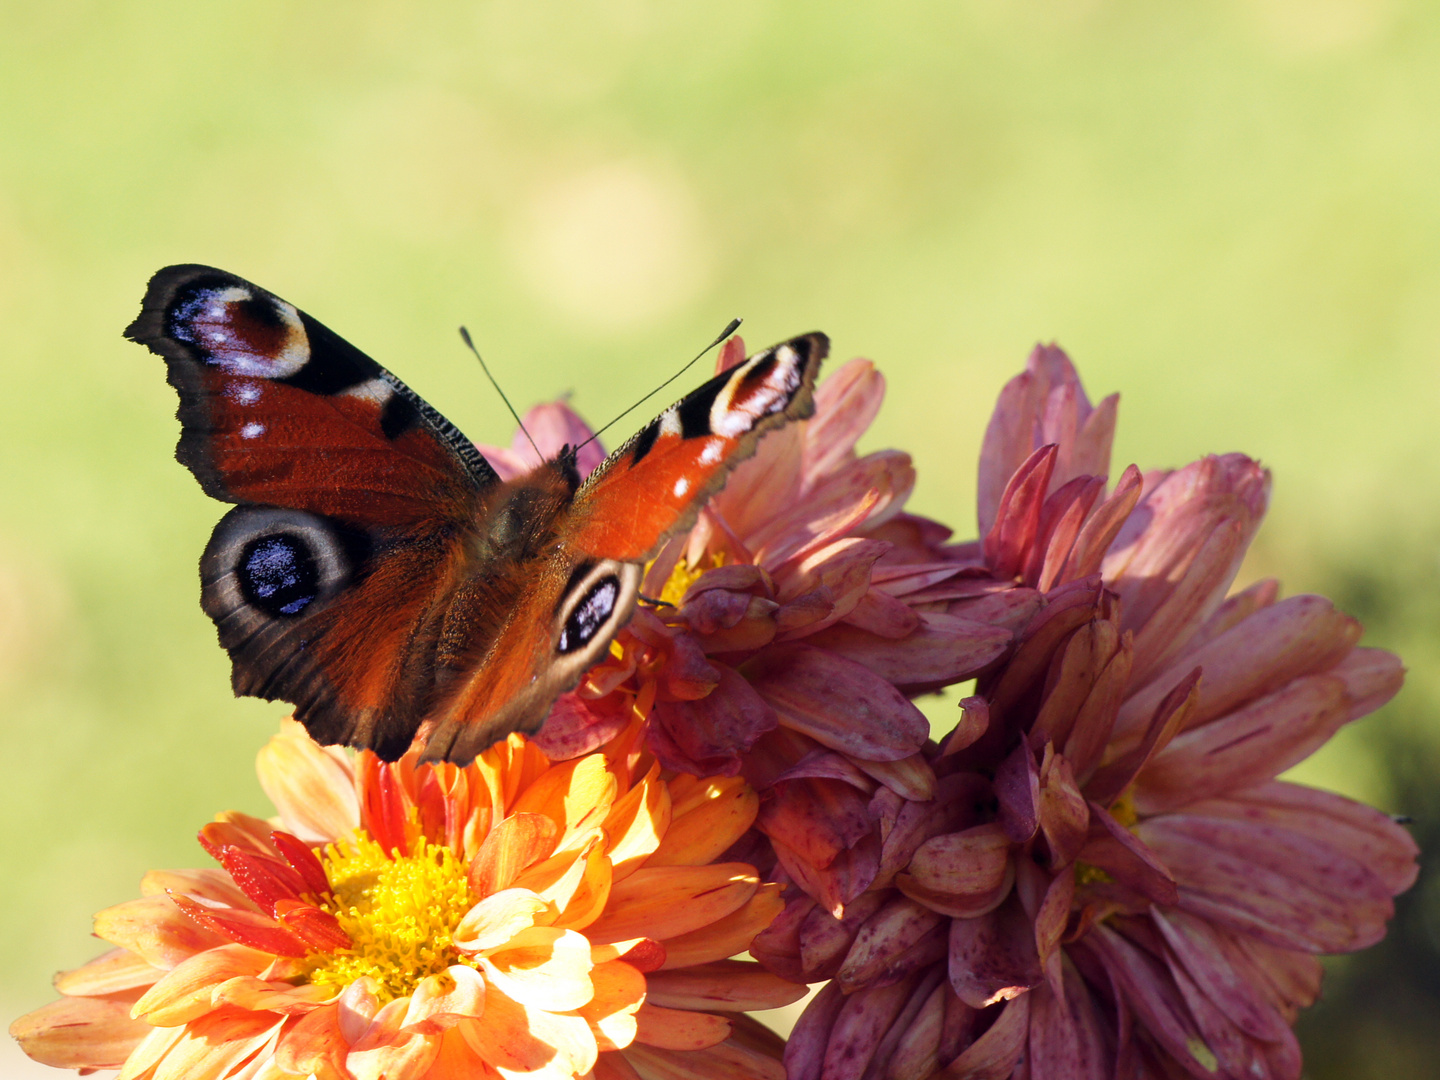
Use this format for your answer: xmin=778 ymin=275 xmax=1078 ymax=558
xmin=239 ymin=534 xmax=320 ymax=617
xmin=558 ymin=574 xmax=620 ymax=654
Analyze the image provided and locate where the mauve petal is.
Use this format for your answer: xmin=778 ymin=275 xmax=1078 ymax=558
xmin=1030 ymin=616 xmax=1116 ymax=751
xmin=1138 ymin=814 xmax=1396 ymax=952
xmin=984 ymin=444 xmax=1057 ymax=578
xmin=1229 ymin=935 xmax=1323 ymax=1022
xmin=809 ymin=613 xmax=1012 ymax=691
xmin=775 ymin=831 xmax=881 ymax=916
xmin=1037 ymin=750 xmax=1090 ymax=867
xmin=1150 ymin=910 xmax=1289 ymax=1043
xmin=517 ymin=401 xmax=603 ymax=475
xmin=1119 ymin=595 xmax=1360 ymax=739
xmin=836 ymin=895 xmax=945 ymax=990
xmin=1062 ymin=632 xmax=1133 ymax=783
xmin=1182 ymin=781 xmax=1418 ymax=895
xmin=758 ymin=775 xmax=873 ymax=869
xmin=534 ymin=691 xmax=632 ymax=762
xmin=843 ymin=587 xmax=923 ymax=638
xmin=909 ymin=823 xmax=1013 ymax=902
xmin=649 ymin=664 xmax=777 ymax=777
xmin=1085 ymin=667 xmax=1200 ymax=808
xmin=1133 ymin=673 xmax=1350 ymax=814
xmin=995 ymin=741 xmax=1040 ymax=844
xmin=10 ymin=996 xmax=151 ymax=1070
xmin=754 ymin=451 xmax=916 ymax=567
xmin=1104 ymin=456 xmax=1269 ymax=681
xmin=871 ymin=560 xmax=968 ymax=596
xmin=856 ymin=753 xmax=936 ymax=802
xmin=947 ymin=896 xmax=1043 ymax=1009
xmin=472 ymin=441 xmax=530 ymax=481
xmin=1085 ymin=924 xmax=1223 ymax=1079
xmin=804 ymin=357 xmax=885 ymax=482
xmin=775 ymin=538 xmax=891 ymax=640
xmin=949 ymin=587 xmax=1046 ymax=636
xmin=1027 ymin=973 xmax=1111 ymax=1080
xmin=1330 ymin=645 xmax=1405 ymax=720
xmin=822 ymin=977 xmax=916 ymax=1080
xmin=1064 ymin=464 xmax=1143 ymax=582
xmin=796 ymin=891 xmax=887 ymax=981
xmin=1027 ymin=475 xmax=1104 ymax=592
xmin=709 ymin=424 xmax=805 ymax=543
xmin=890 ymin=978 xmax=947 ymax=1079
xmin=745 ymin=643 xmax=928 ymax=761
xmin=1077 ymin=802 xmax=1177 ymax=906
xmin=944 ymin=992 xmax=1032 ymax=1080
xmin=748 ymin=895 xmax=813 ymax=982
xmin=784 ymin=980 xmax=845 ymax=1080
xmin=1164 ymin=951 xmax=1264 ymax=1080
xmin=986 ymin=577 xmax=1103 ymax=717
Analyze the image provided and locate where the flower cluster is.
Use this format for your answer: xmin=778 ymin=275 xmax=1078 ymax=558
xmin=754 ymin=346 xmax=1419 ymax=1079
xmin=11 ymin=340 xmax=1419 ymax=1080
xmin=13 ymin=721 xmax=802 ymax=1080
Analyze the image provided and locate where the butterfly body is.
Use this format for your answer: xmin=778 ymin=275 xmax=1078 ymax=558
xmin=129 ymin=266 xmax=826 ymax=763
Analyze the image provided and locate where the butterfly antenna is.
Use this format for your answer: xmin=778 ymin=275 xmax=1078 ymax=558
xmin=578 ymin=317 xmax=742 ymax=452
xmin=459 ymin=326 xmax=544 ymax=463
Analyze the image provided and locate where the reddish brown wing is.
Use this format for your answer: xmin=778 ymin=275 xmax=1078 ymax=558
xmin=416 ymin=333 xmax=828 ymax=765
xmin=127 ymin=265 xmax=496 ymax=759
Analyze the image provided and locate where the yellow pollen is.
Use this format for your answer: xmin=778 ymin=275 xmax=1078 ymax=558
xmin=1109 ymin=789 xmax=1139 ymax=829
xmin=308 ymin=831 xmax=474 ymax=1003
xmin=1186 ymin=1037 xmax=1219 ymax=1072
xmin=1073 ymin=860 xmax=1114 ymax=888
xmin=655 ymin=553 xmax=725 ymax=608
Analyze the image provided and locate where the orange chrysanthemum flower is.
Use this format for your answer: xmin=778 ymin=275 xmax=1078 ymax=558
xmin=11 ymin=721 xmax=804 ymax=1080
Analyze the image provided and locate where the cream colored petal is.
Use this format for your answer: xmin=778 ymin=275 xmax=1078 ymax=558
xmin=479 ymin=926 xmax=595 ymax=1012
xmin=117 ymin=1023 xmax=186 ymax=1080
xmin=130 ymin=943 xmax=273 ymax=1026
xmin=210 ymin=975 xmax=336 ymax=1015
xmin=548 ymin=834 xmax=614 ymax=931
xmin=454 ymin=889 xmax=549 ymax=954
xmin=9 ymin=995 xmax=152 ymax=1071
xmin=348 ymin=998 xmax=442 ymax=1080
xmin=152 ymin=1009 xmax=283 ymax=1080
xmin=403 ymin=965 xmax=487 ymax=1034
xmin=55 ymin=947 xmax=163 ymax=997
xmin=256 ymin=723 xmax=360 ymax=844
xmin=93 ymin=895 xmax=228 ymax=970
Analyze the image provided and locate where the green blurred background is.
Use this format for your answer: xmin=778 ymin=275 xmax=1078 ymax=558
xmin=3 ymin=2 xmax=1439 ymax=1076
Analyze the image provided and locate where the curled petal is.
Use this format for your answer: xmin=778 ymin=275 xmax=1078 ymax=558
xmin=454 ymin=888 xmax=549 ymax=953
xmin=947 ymin=897 xmax=1043 ymax=1009
xmin=944 ymin=991 xmax=1031 ymax=1080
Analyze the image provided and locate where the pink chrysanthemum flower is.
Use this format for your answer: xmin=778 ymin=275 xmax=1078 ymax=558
xmin=11 ymin=722 xmax=803 ymax=1080
xmin=761 ymin=346 xmax=1418 ymax=1080
xmin=492 ymin=340 xmax=1015 ymax=916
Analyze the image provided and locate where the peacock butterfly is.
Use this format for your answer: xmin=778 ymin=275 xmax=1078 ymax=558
xmin=127 ymin=265 xmax=827 ymax=764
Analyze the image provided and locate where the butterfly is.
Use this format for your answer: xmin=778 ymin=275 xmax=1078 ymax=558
xmin=126 ymin=265 xmax=827 ymax=765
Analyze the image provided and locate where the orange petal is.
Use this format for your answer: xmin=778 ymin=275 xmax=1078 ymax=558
xmin=209 ymin=975 xmax=336 ymax=1015
xmin=459 ymin=990 xmax=599 ymax=1078
xmin=646 ymin=777 xmax=758 ymax=868
xmin=151 ymin=1008 xmax=282 ymax=1080
xmin=585 ymin=865 xmax=758 ymax=944
xmin=478 ymin=926 xmax=595 ymax=1012
xmin=633 ymin=1003 xmax=731 ymax=1051
xmin=659 ymin=882 xmax=785 ymax=969
xmin=468 ymin=812 xmax=558 ymax=896
xmin=510 ymin=827 xmax=603 ymax=902
xmin=511 ymin=754 xmax=618 ymax=848
xmin=603 ymin=765 xmax=672 ymax=879
xmin=454 ymin=888 xmax=548 ymax=954
xmin=594 ymin=1050 xmax=644 ymax=1080
xmin=9 ymin=995 xmax=151 ymax=1071
xmin=256 ymin=723 xmax=360 ymax=844
xmin=55 ymin=947 xmax=163 ymax=997
xmin=274 ymin=1003 xmax=348 ymax=1080
xmin=422 ymin=1026 xmax=502 ymax=1080
xmin=548 ymin=833 xmax=614 ymax=931
xmin=347 ymin=998 xmax=441 ymax=1080
xmin=130 ymin=943 xmax=273 ymax=1025
xmin=117 ymin=1024 xmax=186 ymax=1080
xmin=402 ymin=965 xmax=487 ymax=1034
xmin=577 ymin=960 xmax=646 ymax=1053
xmin=645 ymin=960 xmax=806 ymax=1011
xmin=93 ymin=895 xmax=228 ymax=970
xmin=591 ymin=938 xmax=668 ymax=973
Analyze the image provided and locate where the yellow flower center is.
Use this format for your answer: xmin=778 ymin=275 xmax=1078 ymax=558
xmin=308 ymin=831 xmax=474 ymax=1003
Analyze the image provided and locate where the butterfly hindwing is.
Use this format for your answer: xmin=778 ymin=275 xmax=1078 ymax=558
xmin=128 ymin=265 xmax=494 ymax=759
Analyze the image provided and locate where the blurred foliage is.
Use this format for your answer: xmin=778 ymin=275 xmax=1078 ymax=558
xmin=2 ymin=1 xmax=1438 ymax=1075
